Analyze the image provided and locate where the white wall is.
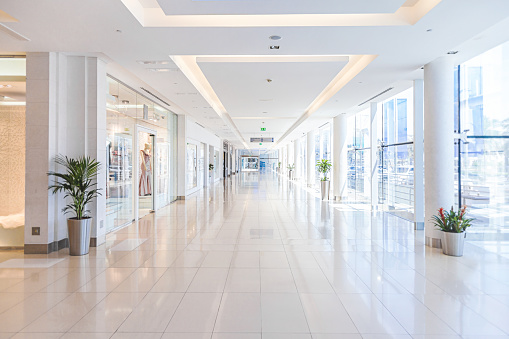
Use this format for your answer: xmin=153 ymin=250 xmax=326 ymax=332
xmin=25 ymin=52 xmax=107 ymax=253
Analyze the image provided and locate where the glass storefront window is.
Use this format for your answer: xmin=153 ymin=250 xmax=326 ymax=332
xmin=106 ymin=76 xmax=178 ymax=232
xmin=186 ymin=143 xmax=197 ymax=190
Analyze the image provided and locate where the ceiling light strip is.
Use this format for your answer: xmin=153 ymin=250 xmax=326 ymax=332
xmin=274 ymin=54 xmax=377 ymax=147
xmin=0 ymin=23 xmax=29 ymax=41
xmin=122 ymin=0 xmax=441 ymax=28
xmin=171 ymin=55 xmax=249 ymax=149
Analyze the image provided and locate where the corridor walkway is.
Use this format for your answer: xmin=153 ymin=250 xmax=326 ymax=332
xmin=0 ymin=171 xmax=509 ymax=338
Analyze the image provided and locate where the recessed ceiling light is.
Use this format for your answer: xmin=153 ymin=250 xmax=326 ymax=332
xmin=426 ymin=29 xmax=432 ymax=32
xmin=269 ymin=35 xmax=282 ymax=41
xmin=447 ymin=51 xmax=459 ymax=55
xmin=0 ymin=84 xmax=12 ymax=88
xmin=269 ymin=46 xmax=280 ymax=50
xmin=262 ymin=111 xmax=268 ymax=114
xmin=116 ymin=29 xmax=122 ymax=33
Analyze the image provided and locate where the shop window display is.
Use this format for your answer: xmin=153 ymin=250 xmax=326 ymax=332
xmin=106 ymin=76 xmax=177 ymax=232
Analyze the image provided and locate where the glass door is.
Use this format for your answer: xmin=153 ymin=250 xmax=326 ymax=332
xmin=138 ymin=129 xmax=155 ymax=218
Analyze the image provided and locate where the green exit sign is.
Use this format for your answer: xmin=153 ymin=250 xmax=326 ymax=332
xmin=259 ymin=143 xmax=262 ymax=145
xmin=261 ymin=127 xmax=266 ymax=131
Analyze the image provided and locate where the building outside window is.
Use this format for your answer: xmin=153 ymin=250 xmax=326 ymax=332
xmin=455 ymin=41 xmax=509 ymax=242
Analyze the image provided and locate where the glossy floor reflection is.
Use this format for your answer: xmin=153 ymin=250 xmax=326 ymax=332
xmin=1 ymin=171 xmax=509 ymax=338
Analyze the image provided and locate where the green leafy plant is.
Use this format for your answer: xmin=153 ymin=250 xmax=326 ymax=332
xmin=209 ymin=163 xmax=214 ymax=171
xmin=432 ymin=206 xmax=474 ymax=233
xmin=278 ymin=162 xmax=281 ymax=168
xmin=316 ymin=159 xmax=332 ymax=181
xmin=287 ymin=164 xmax=295 ymax=171
xmin=47 ymin=155 xmax=101 ymax=220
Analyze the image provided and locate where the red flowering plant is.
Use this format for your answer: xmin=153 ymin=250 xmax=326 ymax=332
xmin=432 ymin=206 xmax=474 ymax=233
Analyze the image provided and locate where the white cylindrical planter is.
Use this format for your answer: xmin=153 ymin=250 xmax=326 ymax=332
xmin=333 ymin=114 xmax=348 ymax=200
xmin=307 ymin=131 xmax=315 ymax=187
xmin=424 ymin=56 xmax=456 ymax=248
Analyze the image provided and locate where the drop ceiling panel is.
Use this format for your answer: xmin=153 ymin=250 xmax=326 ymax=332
xmin=198 ymin=60 xmax=347 ymax=119
xmin=157 ymin=0 xmax=406 ymax=15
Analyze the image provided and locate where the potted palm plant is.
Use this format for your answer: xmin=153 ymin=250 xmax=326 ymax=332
xmin=287 ymin=164 xmax=295 ymax=180
xmin=432 ymin=206 xmax=474 ymax=256
xmin=48 ymin=155 xmax=101 ymax=256
xmin=316 ymin=159 xmax=332 ymax=200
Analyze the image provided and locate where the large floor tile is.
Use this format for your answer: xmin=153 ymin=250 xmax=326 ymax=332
xmin=214 ymin=293 xmax=261 ymax=332
xmin=166 ymin=293 xmax=222 ymax=333
xmin=117 ymin=293 xmax=183 ymax=332
xmin=261 ymin=293 xmax=309 ymax=333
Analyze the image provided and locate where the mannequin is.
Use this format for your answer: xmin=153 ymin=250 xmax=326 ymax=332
xmin=139 ymin=143 xmax=152 ymax=196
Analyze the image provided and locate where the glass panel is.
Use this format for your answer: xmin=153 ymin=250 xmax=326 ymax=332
xmin=460 ymin=139 xmax=509 ymax=235
xmin=138 ymin=131 xmax=154 ymax=218
xmin=198 ymin=143 xmax=205 ymax=188
xmin=106 ymin=78 xmax=134 ymax=232
xmin=354 ymin=149 xmax=371 ymax=202
xmin=241 ymin=157 xmax=259 ymax=171
xmin=379 ymin=144 xmax=415 ymax=218
xmin=214 ymin=150 xmax=220 ymax=179
xmin=455 ymin=40 xmax=509 ymax=242
xmin=186 ymin=143 xmax=197 ymax=190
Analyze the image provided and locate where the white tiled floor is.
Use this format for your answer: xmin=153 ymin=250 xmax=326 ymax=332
xmin=1 ymin=171 xmax=509 ymax=338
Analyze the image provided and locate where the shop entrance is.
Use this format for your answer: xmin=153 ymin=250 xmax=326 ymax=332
xmin=137 ymin=126 xmax=156 ymax=219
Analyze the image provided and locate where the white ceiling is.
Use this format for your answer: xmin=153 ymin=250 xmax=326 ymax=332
xmin=1 ymin=0 xmax=509 ymax=150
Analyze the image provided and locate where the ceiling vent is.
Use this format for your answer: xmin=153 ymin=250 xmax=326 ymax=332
xmin=140 ymin=87 xmax=171 ymax=107
xmin=137 ymin=60 xmax=169 ymax=65
xmin=269 ymin=46 xmax=280 ymax=50
xmin=358 ymin=87 xmax=394 ymax=106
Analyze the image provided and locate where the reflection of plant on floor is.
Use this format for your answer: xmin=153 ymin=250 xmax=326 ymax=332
xmin=209 ymin=163 xmax=214 ymax=171
xmin=287 ymin=164 xmax=295 ymax=171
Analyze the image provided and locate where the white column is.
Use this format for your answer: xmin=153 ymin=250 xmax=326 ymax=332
xmin=370 ymin=102 xmax=379 ymax=210
xmin=413 ymin=79 xmax=425 ymax=230
xmin=177 ymin=114 xmax=186 ymax=199
xmin=333 ymin=114 xmax=348 ymax=200
xmin=306 ymin=130 xmax=315 ymax=186
xmin=424 ymin=56 xmax=455 ymax=248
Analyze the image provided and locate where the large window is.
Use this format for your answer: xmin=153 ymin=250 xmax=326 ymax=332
xmin=346 ymin=110 xmax=371 ymax=202
xmin=455 ymin=41 xmax=509 ymax=240
xmin=379 ymin=88 xmax=414 ymax=219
